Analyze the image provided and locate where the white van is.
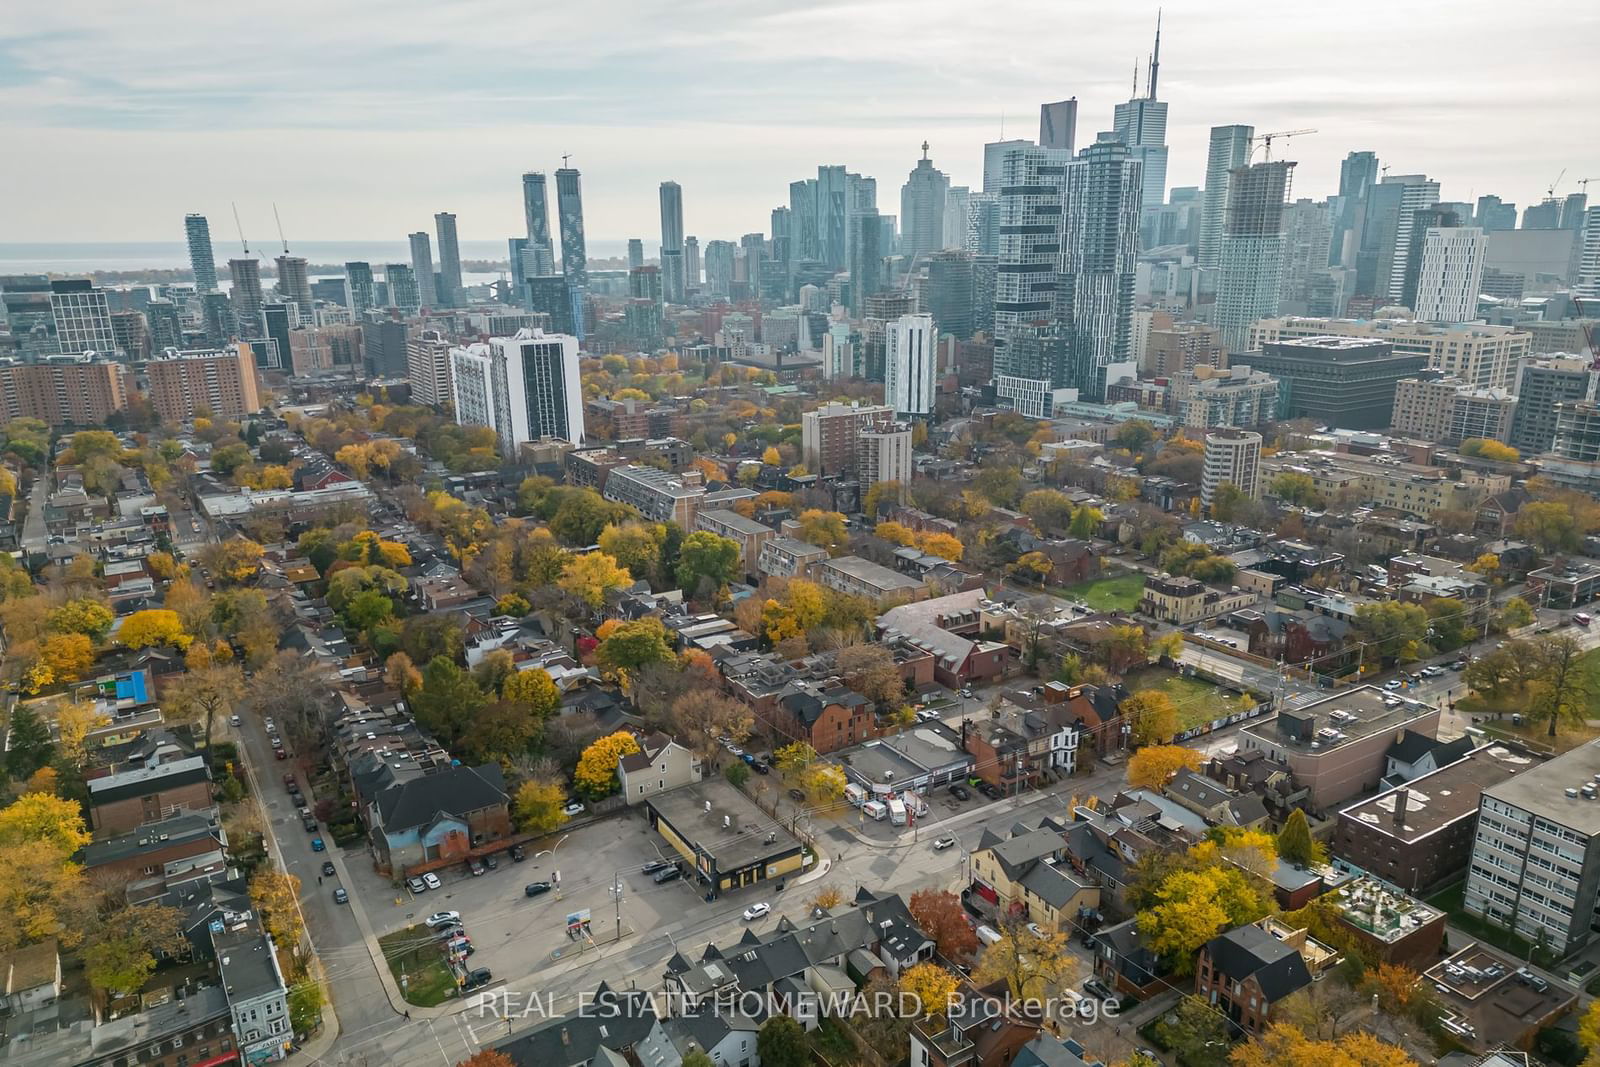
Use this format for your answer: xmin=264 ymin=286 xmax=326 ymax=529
xmin=862 ymin=800 xmax=889 ymax=821
xmin=976 ymin=924 xmax=1002 ymax=946
xmin=888 ymin=798 xmax=907 ymax=826
xmin=844 ymin=783 xmax=869 ymax=807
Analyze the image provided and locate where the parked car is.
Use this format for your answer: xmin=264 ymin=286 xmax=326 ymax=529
xmin=322 ymin=861 xmax=336 ymax=877
xmin=333 ymin=887 xmax=348 ymax=904
xmin=641 ymin=861 xmax=670 ymax=875
xmin=1083 ymin=978 xmax=1116 ymax=1001
xmin=425 ymin=911 xmax=462 ymax=928
xmin=466 ymin=858 xmax=485 ymax=876
xmin=742 ymin=902 xmax=770 ymax=921
xmin=751 ymin=759 xmax=770 ymax=775
xmin=652 ymin=866 xmax=683 ymax=884
xmin=960 ymin=687 xmax=974 ymax=699
xmin=264 ymin=719 xmax=275 ymax=733
xmin=483 ymin=854 xmax=498 ymax=870
xmin=524 ymin=882 xmax=553 ymax=897
xmin=933 ymin=836 xmax=958 ymax=851
xmin=977 ymin=782 xmax=1004 ymax=800
xmin=948 ymin=784 xmax=971 ymax=801
xmin=283 ymin=774 xmax=297 ymax=789
xmin=510 ymin=845 xmax=526 ymax=863
xmin=464 ymin=967 xmax=493 ymax=990
xmin=288 ymin=790 xmax=303 ymax=806
xmin=310 ymin=837 xmax=325 ymax=852
xmin=407 ymin=876 xmax=428 ymax=894
xmin=422 ymin=872 xmax=442 ymax=890
xmin=275 ymin=748 xmax=288 ymax=760
xmin=1384 ymin=679 xmax=1402 ymax=690
xmin=229 ymin=715 xmax=241 ymax=726
xmin=563 ymin=802 xmax=585 ymax=816
xmin=302 ymin=817 xmax=317 ymax=832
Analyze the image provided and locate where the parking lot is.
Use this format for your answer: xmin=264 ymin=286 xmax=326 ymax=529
xmin=353 ymin=812 xmax=722 ymax=994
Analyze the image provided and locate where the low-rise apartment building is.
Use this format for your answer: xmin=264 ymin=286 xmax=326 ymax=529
xmin=694 ymin=508 xmax=773 ymax=581
xmin=1139 ymin=574 xmax=1257 ymax=624
xmin=1248 ymin=316 xmax=1530 ymax=390
xmin=814 ymin=555 xmax=926 ymax=602
xmin=602 ymin=464 xmax=705 ymax=528
xmin=756 ymin=536 xmax=828 ymax=581
xmin=87 ymin=755 xmax=213 ymax=834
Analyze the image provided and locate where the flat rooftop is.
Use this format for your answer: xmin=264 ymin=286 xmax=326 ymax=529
xmin=819 ymin=555 xmax=923 ymax=591
xmin=1244 ymin=686 xmax=1434 ymax=755
xmin=648 ymin=778 xmax=803 ymax=873
xmin=1338 ymin=744 xmax=1538 ymax=842
xmin=836 ymin=740 xmax=929 ymax=787
xmin=839 ymin=724 xmax=972 ymax=784
xmin=1327 ymin=876 xmax=1442 ymax=944
xmin=1423 ymin=943 xmax=1576 ymax=1050
xmin=1484 ymin=739 xmax=1600 ymax=835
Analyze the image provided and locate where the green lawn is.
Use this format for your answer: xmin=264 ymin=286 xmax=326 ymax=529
xmin=380 ymin=925 xmax=459 ymax=1006
xmin=1055 ymin=572 xmax=1146 ymax=614
xmin=1425 ymin=880 xmax=1553 ymax=965
xmin=1122 ymin=667 xmax=1244 ymax=730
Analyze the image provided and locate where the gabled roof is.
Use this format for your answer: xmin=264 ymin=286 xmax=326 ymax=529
xmin=375 ymin=763 xmax=507 ymax=834
xmin=1203 ymin=923 xmax=1312 ymax=1002
xmin=1389 ymin=729 xmax=1472 ymax=769
xmin=496 ymin=986 xmax=659 ymax=1067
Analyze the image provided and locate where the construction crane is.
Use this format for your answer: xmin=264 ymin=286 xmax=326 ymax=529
xmin=1250 ymin=128 xmax=1317 ymax=161
xmin=1577 ymin=177 xmax=1598 ymax=193
xmin=1547 ymin=168 xmax=1567 ymax=199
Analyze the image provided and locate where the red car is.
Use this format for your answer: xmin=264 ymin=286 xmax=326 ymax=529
xmin=275 ymin=748 xmax=288 ymax=760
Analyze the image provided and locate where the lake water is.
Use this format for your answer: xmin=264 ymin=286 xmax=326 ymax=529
xmin=0 ymin=238 xmax=632 ymax=274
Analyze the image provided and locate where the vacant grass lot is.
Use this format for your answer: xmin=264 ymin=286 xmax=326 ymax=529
xmin=1122 ymin=667 xmax=1243 ymax=730
xmin=380 ymin=924 xmax=458 ymax=1006
xmin=1055 ymin=571 xmax=1146 ymax=614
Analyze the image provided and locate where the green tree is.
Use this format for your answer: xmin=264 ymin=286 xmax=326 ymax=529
xmin=1276 ymin=808 xmax=1327 ymax=866
xmin=1112 ymin=420 xmax=1155 ymax=452
xmin=4 ymin=706 xmax=55 ymax=779
xmin=343 ymin=588 xmax=395 ymax=631
xmin=1021 ymin=489 xmax=1075 ymax=533
xmin=1068 ymin=504 xmax=1104 ymax=538
xmin=1352 ymin=601 xmax=1430 ymax=665
xmin=82 ymin=903 xmax=184 ymax=997
xmin=595 ymin=618 xmax=676 ymax=675
xmin=1208 ymin=482 xmax=1248 ymax=522
xmin=1153 ymin=996 xmax=1230 ymax=1067
xmin=1529 ymin=632 xmax=1594 ymax=738
xmin=209 ymin=442 xmax=252 ymax=477
xmin=410 ymin=657 xmax=487 ymax=746
xmin=724 ymin=762 xmax=750 ymax=788
xmin=289 ymin=982 xmax=324 ymax=1034
xmin=1515 ymin=500 xmax=1581 ymax=553
xmin=597 ymin=522 xmax=667 ymax=585
xmin=756 ymin=1015 xmax=809 ymax=1067
xmin=676 ymin=531 xmax=741 ymax=596
xmin=1498 ymin=596 xmax=1534 ymax=630
xmin=1425 ymin=597 xmax=1471 ymax=651
xmin=1269 ymin=472 xmax=1320 ymax=507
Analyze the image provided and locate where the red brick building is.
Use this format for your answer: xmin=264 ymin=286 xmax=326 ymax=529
xmin=1195 ymin=924 xmax=1313 ymax=1036
xmin=772 ymin=685 xmax=882 ymax=755
xmin=87 ymin=756 xmax=212 ymax=834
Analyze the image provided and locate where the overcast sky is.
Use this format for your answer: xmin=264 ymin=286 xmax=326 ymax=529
xmin=3 ymin=0 xmax=1596 ymax=247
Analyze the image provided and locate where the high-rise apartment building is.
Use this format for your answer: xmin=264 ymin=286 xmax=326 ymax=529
xmin=1038 ymin=99 xmax=1077 ymax=152
xmin=901 ymin=143 xmax=951 ymax=259
xmin=982 ymin=139 xmax=1032 ymax=195
xmin=0 ymin=356 xmax=129 ymax=426
xmin=145 ymin=345 xmax=262 ymax=422
xmin=1279 ymin=199 xmax=1334 ymax=310
xmin=145 ymin=299 xmax=182 ymax=351
xmin=994 ymin=323 xmax=1072 ymax=419
xmin=704 ymin=241 xmax=736 ymax=299
xmin=856 ymin=423 xmax=914 ymax=488
xmin=522 ymin=172 xmax=556 ymax=276
xmin=1413 ymin=226 xmax=1487 ymax=323
xmin=1475 ymin=195 xmax=1517 ymax=233
xmin=800 ymin=401 xmax=895 ymax=476
xmin=966 ymin=193 xmax=1000 ymax=256
xmin=992 ymin=144 xmax=1071 ymax=400
xmin=1197 ymin=125 xmax=1253 ymax=268
xmin=627 ymin=239 xmax=644 ymax=272
xmin=1110 ymin=18 xmax=1168 ymax=210
xmin=408 ymin=231 xmax=437 ymax=309
xmin=1249 ymin=316 xmax=1529 ymax=391
xmin=885 ymin=313 xmax=936 ymax=417
xmin=1577 ymin=205 xmax=1600 ymax=298
xmin=1202 ymin=429 xmax=1262 ymax=505
xmin=228 ymin=258 xmax=264 ymax=329
xmin=817 ymin=165 xmax=849 ymax=269
xmin=1214 ymin=161 xmax=1294 ymax=352
xmin=406 ymin=328 xmax=455 ymax=407
xmin=924 ymin=251 xmax=975 ymax=341
xmin=286 ymin=323 xmax=361 ymax=375
xmin=1510 ymin=356 xmax=1598 ymax=454
xmin=50 ymin=279 xmax=117 ymax=355
xmin=385 ymin=264 xmax=420 ymax=314
xmin=185 ymin=214 xmax=218 ymax=291
xmin=1331 ymin=151 xmax=1378 ymax=268
xmin=527 ymin=275 xmax=575 ymax=335
xmin=1377 ymin=174 xmax=1441 ymax=301
xmin=685 ymin=236 xmax=701 ymax=288
xmin=943 ymin=187 xmax=970 ymax=260
xmin=789 ymin=178 xmax=819 ymax=263
xmin=274 ymin=255 xmax=312 ymax=320
xmin=434 ymin=212 xmax=462 ymax=307
xmin=110 ymin=311 xmax=149 ymax=361
xmin=555 ymin=166 xmax=589 ymax=291
xmin=0 ymin=274 xmax=57 ymax=356
xmin=848 ymin=211 xmax=884 ymax=317
xmin=449 ymin=328 xmax=583 ymax=455
xmin=1059 ymin=140 xmax=1143 ymax=400
xmin=345 ymin=261 xmax=375 ymax=314
xmin=200 ymin=291 xmax=236 ymax=346
xmin=659 ymin=181 xmax=685 ymax=303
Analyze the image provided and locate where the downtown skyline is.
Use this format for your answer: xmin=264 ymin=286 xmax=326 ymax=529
xmin=2 ymin=0 xmax=1593 ymax=246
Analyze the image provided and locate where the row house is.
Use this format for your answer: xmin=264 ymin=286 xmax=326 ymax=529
xmin=968 ymin=821 xmax=1100 ymax=934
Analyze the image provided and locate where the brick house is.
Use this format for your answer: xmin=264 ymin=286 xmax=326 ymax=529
xmin=368 ymin=762 xmax=512 ymax=874
xmin=772 ymin=684 xmax=881 ymax=755
xmin=1195 ymin=923 xmax=1313 ymax=1036
xmin=1091 ymin=918 xmax=1170 ymax=1000
xmin=910 ymin=982 xmax=1043 ymax=1067
xmin=80 ymin=811 xmax=229 ymax=903
xmin=961 ymin=718 xmax=1035 ymax=793
xmin=87 ymin=755 xmax=212 ymax=834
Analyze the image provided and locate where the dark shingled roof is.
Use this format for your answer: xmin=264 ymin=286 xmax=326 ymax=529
xmin=1203 ymin=924 xmax=1312 ymax=1003
xmin=496 ymin=986 xmax=658 ymax=1067
xmin=375 ymin=763 xmax=507 ymax=833
xmin=1389 ymin=729 xmax=1472 ymax=768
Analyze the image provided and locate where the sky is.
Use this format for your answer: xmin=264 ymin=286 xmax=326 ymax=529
xmin=2 ymin=0 xmax=1597 ymax=248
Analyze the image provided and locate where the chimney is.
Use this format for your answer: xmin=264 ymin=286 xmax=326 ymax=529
xmin=1393 ymin=788 xmax=1409 ymax=827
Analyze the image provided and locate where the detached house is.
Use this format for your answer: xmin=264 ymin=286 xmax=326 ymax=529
xmin=619 ymin=732 xmax=702 ymax=805
xmin=1195 ymin=922 xmax=1314 ymax=1036
xmin=772 ymin=683 xmax=880 ymax=755
xmin=368 ymin=762 xmax=511 ymax=875
xmin=968 ymin=821 xmax=1100 ymax=934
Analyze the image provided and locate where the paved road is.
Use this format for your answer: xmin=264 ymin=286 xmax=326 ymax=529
xmin=19 ymin=476 xmax=47 ymax=553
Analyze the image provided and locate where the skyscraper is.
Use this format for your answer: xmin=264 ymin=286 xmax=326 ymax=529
xmin=229 ymin=257 xmax=264 ymax=328
xmin=201 ymin=291 xmax=236 ymax=346
xmin=1561 ymin=193 xmax=1589 ymax=231
xmin=966 ymin=194 xmax=1000 ymax=256
xmin=527 ymin=275 xmax=575 ymax=335
xmin=345 ymin=260 xmax=376 ymax=315
xmin=1414 ymin=226 xmax=1487 ymax=323
xmin=943 ymin=187 xmax=970 ymax=257
xmin=900 ymin=142 xmax=950 ymax=259
xmin=1578 ymin=205 xmax=1600 ymax=298
xmin=1039 ymin=99 xmax=1078 ymax=152
xmin=185 ymin=214 xmax=218 ymax=291
xmin=1279 ymin=199 xmax=1334 ymax=310
xmin=1197 ymin=125 xmax=1253 ymax=268
xmin=992 ymin=144 xmax=1071 ymax=392
xmin=790 ymin=179 xmax=819 ymax=263
xmin=1331 ymin=151 xmax=1379 ymax=268
xmin=521 ymin=173 xmax=556 ymax=275
xmin=1059 ymin=140 xmax=1143 ymax=399
xmin=848 ymin=210 xmax=883 ymax=317
xmin=145 ymin=299 xmax=182 ymax=351
xmin=982 ymin=139 xmax=1032 ymax=195
xmin=555 ymin=166 xmax=588 ymax=291
xmin=845 ymin=173 xmax=877 ymax=275
xmin=627 ymin=239 xmax=644 ymax=272
xmin=385 ymin=264 xmax=420 ymax=313
xmin=685 ymin=237 xmax=701 ymax=289
xmin=1522 ymin=199 xmax=1563 ymax=230
xmin=450 ymin=328 xmax=584 ymax=454
xmin=886 ymin=313 xmax=937 ymax=417
xmin=1398 ymin=205 xmax=1462 ymax=310
xmin=1110 ymin=16 xmax=1169 ymax=211
xmin=435 ymin=212 xmax=462 ymax=307
xmin=408 ymin=231 xmax=437 ymax=309
xmin=817 ymin=165 xmax=849 ymax=270
xmin=1214 ymin=160 xmax=1295 ymax=352
xmin=1372 ymin=174 xmax=1440 ymax=301
xmin=50 ymin=280 xmax=117 ymax=355
xmin=1475 ymin=195 xmax=1518 ymax=232
xmin=659 ymin=181 xmax=685 ymax=303
xmin=704 ymin=241 xmax=736 ymax=299
xmin=925 ymin=250 xmax=975 ymax=340
xmin=275 ymin=254 xmax=311 ymax=320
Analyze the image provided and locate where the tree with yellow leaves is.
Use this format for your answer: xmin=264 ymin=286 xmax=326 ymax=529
xmin=1229 ymin=1023 xmax=1418 ymax=1067
xmin=875 ymin=520 xmax=917 ymax=547
xmin=916 ymin=531 xmax=963 ymax=561
xmin=513 ymin=780 xmax=571 ymax=834
xmin=54 ymin=700 xmax=108 ymax=767
xmin=574 ymin=731 xmax=642 ymax=798
xmin=0 ymin=841 xmax=89 ymax=952
xmin=38 ymin=632 xmax=93 ymax=685
xmin=972 ymin=919 xmax=1078 ymax=999
xmin=118 ymin=608 xmax=191 ymax=650
xmin=762 ymin=446 xmax=782 ymax=466
xmin=0 ymin=791 xmax=91 ymax=853
xmin=898 ymin=962 xmax=960 ymax=1020
xmin=1137 ymin=865 xmax=1270 ymax=974
xmin=558 ymin=551 xmax=632 ymax=609
xmin=199 ymin=536 xmax=265 ymax=584
xmin=249 ymin=870 xmax=306 ymax=971
xmin=502 ymin=668 xmax=561 ymax=719
xmin=795 ymin=509 xmax=848 ymax=551
xmin=1126 ymin=744 xmax=1203 ymax=790
xmin=1124 ymin=689 xmax=1181 ymax=746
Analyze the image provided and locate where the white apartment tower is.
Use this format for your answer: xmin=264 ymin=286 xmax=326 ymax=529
xmin=1414 ymin=226 xmax=1487 ymax=323
xmin=1202 ymin=429 xmax=1262 ymax=506
xmin=1197 ymin=125 xmax=1253 ymax=268
xmin=449 ymin=328 xmax=583 ymax=455
xmin=886 ymin=313 xmax=937 ymax=417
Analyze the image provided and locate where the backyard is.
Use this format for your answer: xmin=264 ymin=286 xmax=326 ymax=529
xmin=1055 ymin=571 xmax=1146 ymax=614
xmin=1122 ymin=667 xmax=1248 ymax=731
xmin=380 ymin=925 xmax=459 ymax=1007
